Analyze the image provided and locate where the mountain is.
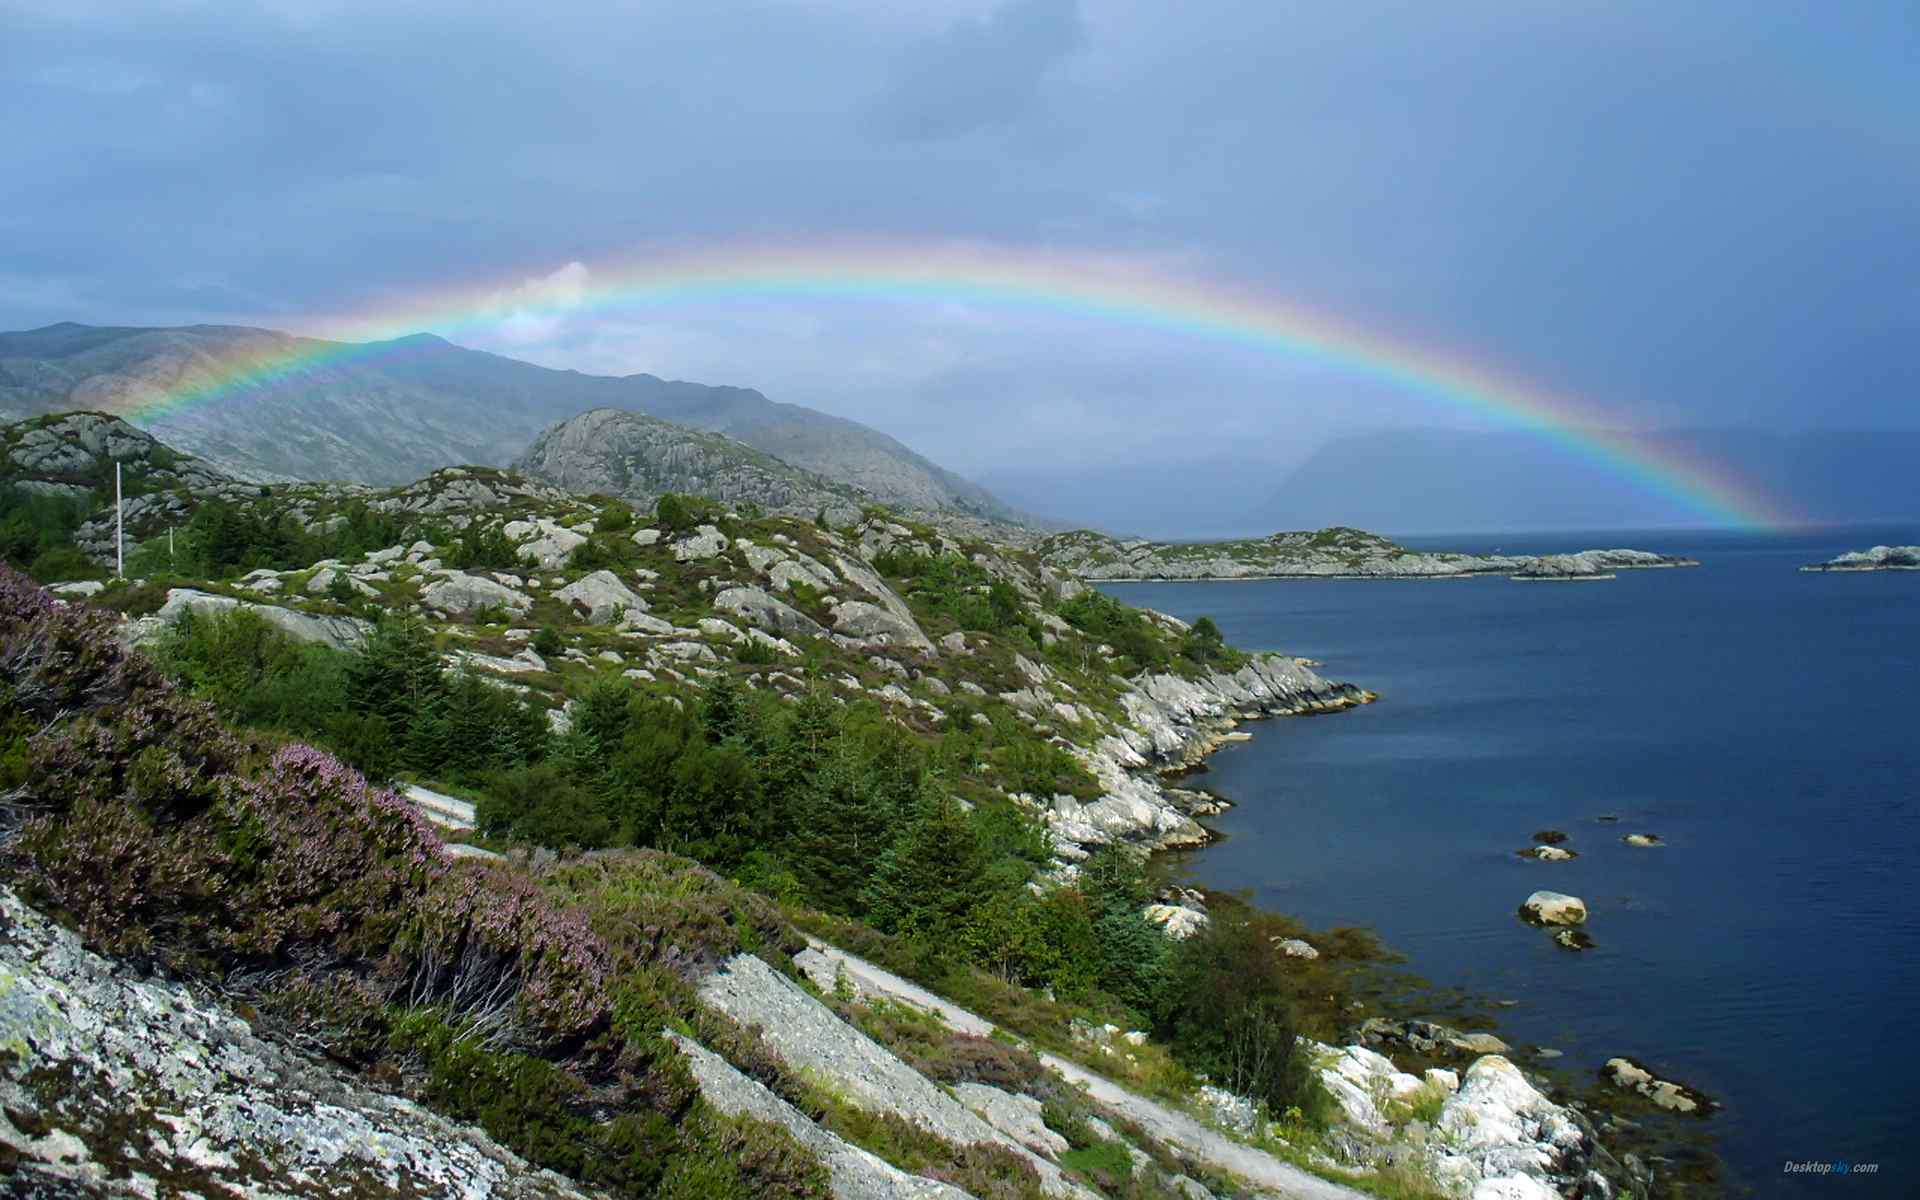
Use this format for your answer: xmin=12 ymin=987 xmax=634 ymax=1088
xmin=0 ymin=321 xmax=1023 ymax=520
xmin=1253 ymin=427 xmax=1920 ymax=534
xmin=513 ymin=407 xmax=871 ymax=517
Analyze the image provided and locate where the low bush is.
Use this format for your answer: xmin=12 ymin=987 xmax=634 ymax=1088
xmin=0 ymin=564 xmax=828 ymax=1198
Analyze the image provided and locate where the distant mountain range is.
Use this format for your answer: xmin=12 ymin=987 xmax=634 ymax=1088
xmin=1254 ymin=428 xmax=1920 ymax=533
xmin=990 ymin=428 xmax=1920 ymax=537
xmin=0 ymin=322 xmax=1021 ymax=522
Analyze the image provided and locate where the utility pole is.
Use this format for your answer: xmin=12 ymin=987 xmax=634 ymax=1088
xmin=115 ymin=461 xmax=124 ymax=579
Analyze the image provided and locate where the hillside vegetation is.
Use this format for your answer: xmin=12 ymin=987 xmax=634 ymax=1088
xmin=0 ymin=412 xmax=1653 ymax=1200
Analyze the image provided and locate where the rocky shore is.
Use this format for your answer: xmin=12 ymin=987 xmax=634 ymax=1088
xmin=1051 ymin=654 xmax=1374 ymax=857
xmin=1037 ymin=527 xmax=1698 ymax=582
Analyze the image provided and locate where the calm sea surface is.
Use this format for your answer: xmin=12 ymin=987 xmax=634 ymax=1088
xmin=1101 ymin=526 xmax=1918 ymax=1198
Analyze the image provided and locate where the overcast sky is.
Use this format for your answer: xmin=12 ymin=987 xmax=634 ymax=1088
xmin=4 ymin=0 xmax=1915 ymax=477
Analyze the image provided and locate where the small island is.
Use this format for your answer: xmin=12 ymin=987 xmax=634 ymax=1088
xmin=1800 ymin=544 xmax=1920 ymax=572
xmin=1038 ymin=525 xmax=1699 ymax=582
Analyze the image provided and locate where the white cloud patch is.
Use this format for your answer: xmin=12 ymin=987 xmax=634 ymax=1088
xmin=488 ymin=261 xmax=594 ymax=345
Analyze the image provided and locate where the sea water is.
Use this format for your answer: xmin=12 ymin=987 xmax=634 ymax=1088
xmin=1101 ymin=526 xmax=1919 ymax=1197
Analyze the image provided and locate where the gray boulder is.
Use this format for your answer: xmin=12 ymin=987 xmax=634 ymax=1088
xmin=552 ymin=570 xmax=648 ymax=624
xmin=504 ymin=518 xmax=585 ymax=569
xmin=420 ymin=572 xmax=534 ymax=618
xmin=714 ymin=585 xmax=826 ymax=640
xmin=151 ymin=590 xmax=369 ymax=652
xmin=830 ymin=600 xmax=933 ymax=652
xmin=672 ymin=525 xmax=730 ymax=561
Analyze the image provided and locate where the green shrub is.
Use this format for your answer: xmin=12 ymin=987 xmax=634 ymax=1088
xmin=449 ymin=522 xmax=526 ymax=570
xmin=599 ymin=503 xmax=635 ymax=532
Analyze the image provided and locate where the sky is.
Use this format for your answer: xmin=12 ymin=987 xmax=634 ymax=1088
xmin=3 ymin=0 xmax=1916 ymax=486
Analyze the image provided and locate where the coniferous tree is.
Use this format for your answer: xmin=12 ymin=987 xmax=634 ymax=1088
xmin=864 ymin=779 xmax=986 ymax=943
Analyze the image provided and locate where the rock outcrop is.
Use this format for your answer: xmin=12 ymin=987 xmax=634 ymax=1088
xmin=1311 ymin=1044 xmax=1616 ymax=1200
xmin=515 ymin=408 xmax=873 ymax=518
xmin=670 ymin=1034 xmax=970 ymax=1200
xmin=139 ymin=588 xmax=371 ymax=652
xmin=693 ymin=954 xmax=1096 ymax=1199
xmin=1519 ymin=891 xmax=1588 ymax=926
xmin=0 ymin=887 xmax=590 ymax=1199
xmin=552 ymin=569 xmax=649 ymax=623
xmin=421 ymin=572 xmax=535 ymax=618
xmin=714 ymin=585 xmax=828 ymax=640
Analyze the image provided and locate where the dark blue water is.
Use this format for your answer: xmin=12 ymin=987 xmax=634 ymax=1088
xmin=1102 ymin=527 xmax=1919 ymax=1197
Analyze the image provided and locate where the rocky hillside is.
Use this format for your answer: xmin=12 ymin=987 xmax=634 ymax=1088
xmin=1038 ymin=527 xmax=1698 ymax=581
xmin=2 ymin=421 xmax=1675 ymax=1200
xmin=513 ymin=407 xmax=872 ymax=520
xmin=80 ymin=470 xmax=1367 ymax=860
xmin=0 ymin=322 xmax=1025 ymax=521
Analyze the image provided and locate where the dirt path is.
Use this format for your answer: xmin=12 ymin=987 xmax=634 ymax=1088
xmin=798 ymin=940 xmax=1366 ymax=1200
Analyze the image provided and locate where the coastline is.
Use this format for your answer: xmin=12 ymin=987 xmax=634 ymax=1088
xmin=1126 ymin=628 xmax=1728 ymax=1193
xmin=1076 ymin=560 xmax=1696 ymax=583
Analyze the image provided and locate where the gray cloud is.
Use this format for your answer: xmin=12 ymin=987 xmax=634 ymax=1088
xmin=0 ymin=0 xmax=1914 ymax=498
xmin=861 ymin=0 xmax=1085 ymax=140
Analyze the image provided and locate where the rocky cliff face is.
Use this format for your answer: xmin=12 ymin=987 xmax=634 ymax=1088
xmin=0 ymin=322 xmax=1026 ymax=522
xmin=1038 ymin=527 xmax=1698 ymax=581
xmin=513 ymin=407 xmax=871 ymax=518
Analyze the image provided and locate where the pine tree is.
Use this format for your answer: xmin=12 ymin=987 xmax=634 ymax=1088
xmin=864 ymin=779 xmax=986 ymax=942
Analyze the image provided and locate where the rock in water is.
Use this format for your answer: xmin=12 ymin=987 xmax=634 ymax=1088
xmin=1622 ymin=832 xmax=1664 ymax=847
xmin=1801 ymin=544 xmax=1920 ymax=572
xmin=1517 ymin=845 xmax=1577 ymax=861
xmin=1601 ymin=1057 xmax=1714 ymax=1115
xmin=1519 ymin=891 xmax=1588 ymax=926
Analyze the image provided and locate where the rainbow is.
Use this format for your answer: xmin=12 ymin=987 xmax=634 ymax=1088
xmin=117 ymin=237 xmax=1793 ymax=528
